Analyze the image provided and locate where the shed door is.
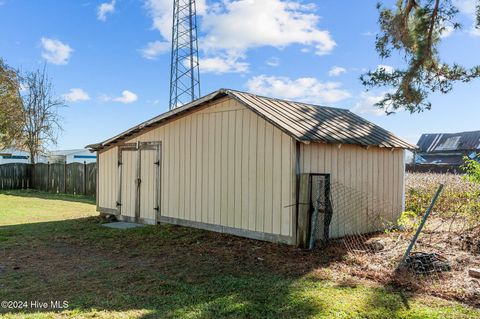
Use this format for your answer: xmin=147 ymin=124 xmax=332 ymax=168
xmin=139 ymin=145 xmax=161 ymax=222
xmin=120 ymin=149 xmax=138 ymax=218
xmin=117 ymin=142 xmax=161 ymax=223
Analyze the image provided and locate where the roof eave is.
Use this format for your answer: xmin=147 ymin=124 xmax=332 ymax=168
xmin=86 ymin=89 xmax=230 ymax=151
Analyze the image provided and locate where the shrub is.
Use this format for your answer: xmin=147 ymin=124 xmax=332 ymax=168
xmin=397 ymin=211 xmax=420 ymax=232
xmin=462 ymin=155 xmax=480 ymax=183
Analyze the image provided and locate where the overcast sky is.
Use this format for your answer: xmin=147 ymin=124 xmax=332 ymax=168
xmin=0 ymin=0 xmax=479 ymax=150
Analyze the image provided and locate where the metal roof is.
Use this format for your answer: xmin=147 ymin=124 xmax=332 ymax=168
xmin=87 ymin=89 xmax=416 ymax=151
xmin=417 ymin=130 xmax=480 ymax=153
xmin=416 ymin=154 xmax=467 ymax=165
xmin=49 ymin=149 xmax=90 ymax=156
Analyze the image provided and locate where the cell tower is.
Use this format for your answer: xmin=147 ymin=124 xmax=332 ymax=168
xmin=169 ymin=0 xmax=201 ymax=110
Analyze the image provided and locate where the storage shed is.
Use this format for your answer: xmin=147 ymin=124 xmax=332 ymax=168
xmin=88 ymin=89 xmax=415 ymax=246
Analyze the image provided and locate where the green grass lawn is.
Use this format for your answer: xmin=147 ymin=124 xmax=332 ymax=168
xmin=0 ymin=190 xmax=478 ymax=319
xmin=0 ymin=190 xmax=96 ymax=226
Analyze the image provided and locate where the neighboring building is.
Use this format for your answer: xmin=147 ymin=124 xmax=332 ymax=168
xmin=0 ymin=148 xmax=47 ymax=164
xmin=48 ymin=149 xmax=97 ymax=164
xmin=88 ymin=89 xmax=415 ymax=245
xmin=412 ymin=130 xmax=480 ymax=172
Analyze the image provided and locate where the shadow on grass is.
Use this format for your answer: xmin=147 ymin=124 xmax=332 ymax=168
xmin=0 ymin=217 xmax=464 ymax=319
xmin=0 ymin=189 xmax=95 ymax=205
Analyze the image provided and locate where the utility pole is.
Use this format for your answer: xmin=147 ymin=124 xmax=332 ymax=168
xmin=169 ymin=0 xmax=201 ymax=110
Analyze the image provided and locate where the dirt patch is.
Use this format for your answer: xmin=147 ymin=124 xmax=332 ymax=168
xmin=322 ymin=227 xmax=480 ymax=308
xmin=460 ymin=230 xmax=480 ymax=255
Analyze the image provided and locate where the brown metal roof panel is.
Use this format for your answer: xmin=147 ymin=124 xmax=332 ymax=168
xmin=228 ymin=91 xmax=314 ymax=141
xmin=268 ymin=98 xmax=389 ymax=147
xmin=274 ymin=100 xmax=357 ymax=144
xmin=239 ymin=92 xmax=352 ymax=144
xmin=306 ymin=107 xmax=378 ymax=146
xmin=87 ymin=88 xmax=416 ymax=151
xmin=315 ymin=107 xmax=393 ymax=147
xmin=240 ymin=93 xmax=361 ymax=145
xmin=331 ymin=109 xmax=412 ymax=148
xmin=246 ymin=95 xmax=326 ymax=141
xmin=227 ymin=90 xmax=415 ymax=149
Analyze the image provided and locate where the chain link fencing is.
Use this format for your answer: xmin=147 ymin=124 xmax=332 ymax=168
xmin=307 ymin=172 xmax=480 ymax=307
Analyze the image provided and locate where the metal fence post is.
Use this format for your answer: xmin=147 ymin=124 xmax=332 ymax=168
xmin=47 ymin=162 xmax=50 ymax=192
xmin=64 ymin=161 xmax=67 ymax=194
xmin=84 ymin=161 xmax=87 ymax=195
xmin=399 ymin=184 xmax=444 ymax=268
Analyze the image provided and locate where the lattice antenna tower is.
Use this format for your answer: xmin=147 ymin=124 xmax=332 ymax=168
xmin=169 ymin=0 xmax=201 ymax=110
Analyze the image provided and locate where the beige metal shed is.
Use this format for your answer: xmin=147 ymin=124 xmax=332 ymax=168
xmin=88 ymin=89 xmax=416 ymax=245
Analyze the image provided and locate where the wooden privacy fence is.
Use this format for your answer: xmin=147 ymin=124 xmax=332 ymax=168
xmin=0 ymin=162 xmax=96 ymax=196
xmin=0 ymin=163 xmax=33 ymax=190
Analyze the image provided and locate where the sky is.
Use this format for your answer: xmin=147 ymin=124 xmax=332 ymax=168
xmin=0 ymin=0 xmax=479 ymax=150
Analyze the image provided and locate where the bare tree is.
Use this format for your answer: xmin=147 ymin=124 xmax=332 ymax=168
xmin=18 ymin=67 xmax=65 ymax=164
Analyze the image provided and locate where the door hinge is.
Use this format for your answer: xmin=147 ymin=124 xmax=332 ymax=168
xmin=154 ymin=160 xmax=160 ymax=166
xmin=154 ymin=206 xmax=160 ymax=211
xmin=116 ymin=201 xmax=122 ymax=207
xmin=137 ymin=178 xmax=142 ymax=185
xmin=118 ymin=161 xmax=122 ymax=166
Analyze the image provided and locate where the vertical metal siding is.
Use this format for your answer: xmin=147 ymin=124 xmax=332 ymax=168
xmin=300 ymin=143 xmax=404 ymax=238
xmin=97 ymin=97 xmax=296 ymax=238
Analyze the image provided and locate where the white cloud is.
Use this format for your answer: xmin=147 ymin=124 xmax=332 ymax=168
xmin=440 ymin=25 xmax=455 ymax=38
xmin=142 ymin=0 xmax=336 ymax=72
xmin=266 ymin=57 xmax=280 ymax=67
xmin=200 ymin=55 xmax=249 ymax=74
xmin=376 ymin=64 xmax=395 ymax=73
xmin=98 ymin=0 xmax=116 ymax=21
xmin=63 ymin=88 xmax=90 ymax=102
xmin=140 ymin=41 xmax=170 ymax=59
xmin=144 ymin=0 xmax=207 ymax=41
xmin=40 ymin=37 xmax=73 ymax=65
xmin=470 ymin=27 xmax=480 ymax=37
xmin=246 ymin=75 xmax=351 ymax=104
xmin=102 ymin=90 xmax=138 ymax=104
xmin=114 ymin=90 xmax=138 ymax=103
xmin=328 ymin=66 xmax=347 ymax=77
xmin=454 ymin=0 xmax=480 ymax=37
xmin=351 ymin=92 xmax=388 ymax=116
xmin=201 ymin=0 xmax=335 ymax=56
xmin=362 ymin=31 xmax=375 ymax=36
xmin=455 ymin=0 xmax=476 ymax=15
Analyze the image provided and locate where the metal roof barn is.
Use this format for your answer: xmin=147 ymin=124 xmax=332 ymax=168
xmin=417 ymin=130 xmax=480 ymax=153
xmin=89 ymin=89 xmax=413 ymax=245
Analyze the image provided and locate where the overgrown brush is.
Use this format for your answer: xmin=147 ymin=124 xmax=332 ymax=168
xmin=405 ymin=173 xmax=480 ymax=230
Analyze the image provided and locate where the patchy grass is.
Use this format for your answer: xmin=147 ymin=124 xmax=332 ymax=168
xmin=0 ymin=191 xmax=478 ymax=318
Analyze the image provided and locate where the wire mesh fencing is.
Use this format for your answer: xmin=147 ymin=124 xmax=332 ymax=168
xmin=307 ymin=173 xmax=480 ymax=307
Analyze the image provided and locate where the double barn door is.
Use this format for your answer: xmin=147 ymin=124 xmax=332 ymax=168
xmin=117 ymin=142 xmax=161 ymax=223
